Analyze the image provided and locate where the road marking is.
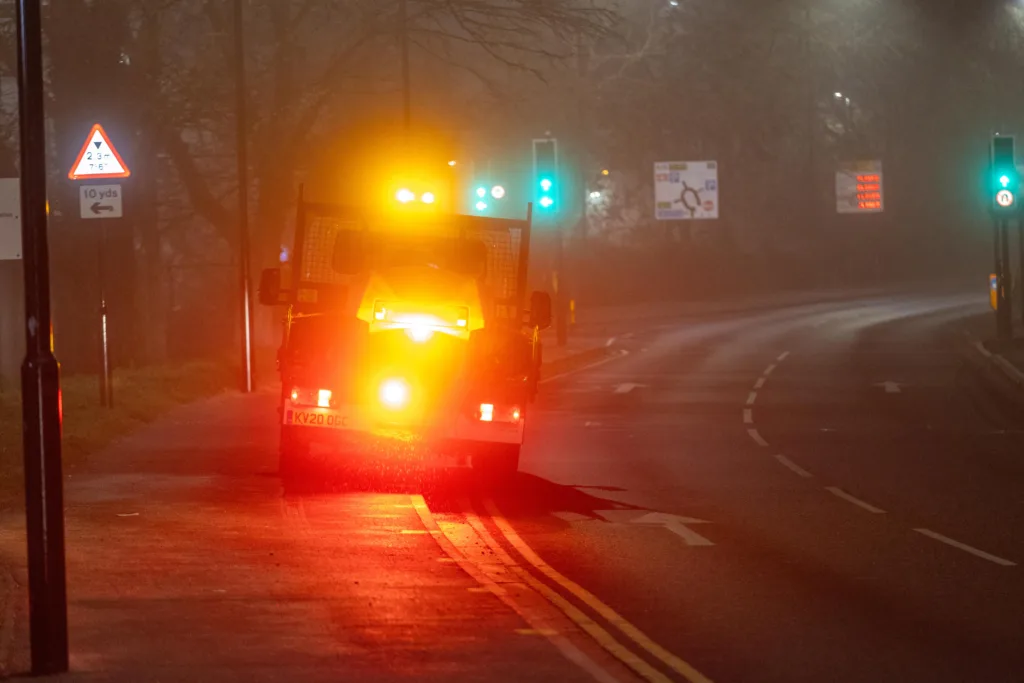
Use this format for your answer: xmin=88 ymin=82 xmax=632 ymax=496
xmin=777 ymin=351 xmax=791 ymax=362
xmin=913 ymin=528 xmax=1016 ymax=567
xmin=614 ymin=383 xmax=647 ymax=394
xmin=763 ymin=364 xmax=777 ymax=377
xmin=541 ymin=350 xmax=630 ymax=385
xmin=743 ymin=408 xmax=754 ymax=424
xmin=773 ymin=454 xmax=812 ymax=478
xmin=754 ymin=377 xmax=766 ymax=389
xmin=746 ymin=392 xmax=757 ymax=406
xmin=552 ymin=511 xmax=594 ymax=523
xmin=461 ymin=501 xmax=672 ymax=683
xmin=484 ymin=499 xmax=714 ymax=683
xmin=632 ymin=512 xmax=714 ymax=547
xmin=517 ymin=628 xmax=559 ymax=637
xmin=825 ymin=487 xmax=886 ymax=514
xmin=409 ymin=495 xmax=623 ymax=683
xmin=875 ymin=381 xmax=902 ymax=394
xmin=748 ymin=428 xmax=769 ymax=447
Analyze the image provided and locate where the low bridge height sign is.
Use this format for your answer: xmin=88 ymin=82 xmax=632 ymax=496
xmin=836 ymin=161 xmax=883 ymax=213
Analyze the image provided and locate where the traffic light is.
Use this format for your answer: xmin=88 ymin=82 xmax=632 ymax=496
xmin=472 ymin=183 xmax=507 ymax=213
xmin=991 ymin=134 xmax=1018 ymax=213
xmin=533 ymin=138 xmax=558 ymax=213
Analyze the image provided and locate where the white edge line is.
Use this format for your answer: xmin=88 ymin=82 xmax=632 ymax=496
xmin=972 ymin=339 xmax=993 ymax=359
xmin=746 ymin=392 xmax=757 ymax=406
xmin=825 ymin=486 xmax=886 ymax=514
xmin=777 ymin=351 xmax=791 ymax=362
xmin=743 ymin=408 xmax=754 ymax=424
xmin=754 ymin=377 xmax=766 ymax=389
xmin=747 ymin=428 xmax=769 ymax=447
xmin=763 ymin=364 xmax=777 ymax=377
xmin=914 ymin=528 xmax=1016 ymax=567
xmin=773 ymin=454 xmax=812 ymax=478
xmin=541 ymin=350 xmax=629 ymax=385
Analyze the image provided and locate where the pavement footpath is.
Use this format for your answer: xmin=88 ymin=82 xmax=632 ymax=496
xmin=959 ymin=310 xmax=1024 ymax=408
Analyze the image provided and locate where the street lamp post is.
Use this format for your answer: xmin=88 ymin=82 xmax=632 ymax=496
xmin=15 ymin=0 xmax=70 ymax=673
xmin=234 ymin=0 xmax=254 ymax=393
xmin=400 ymin=0 xmax=412 ymax=131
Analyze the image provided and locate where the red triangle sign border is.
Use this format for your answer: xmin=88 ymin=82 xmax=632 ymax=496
xmin=68 ymin=123 xmax=131 ymax=180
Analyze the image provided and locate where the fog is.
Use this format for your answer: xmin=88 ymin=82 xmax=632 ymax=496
xmin=0 ymin=0 xmax=1015 ymax=377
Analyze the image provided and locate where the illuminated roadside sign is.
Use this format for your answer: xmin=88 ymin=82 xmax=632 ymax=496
xmin=836 ymin=161 xmax=883 ymax=214
xmin=68 ymin=123 xmax=131 ymax=180
xmin=654 ymin=161 xmax=719 ymax=220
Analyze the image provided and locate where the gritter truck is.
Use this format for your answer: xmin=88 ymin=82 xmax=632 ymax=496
xmin=259 ymin=187 xmax=551 ymax=480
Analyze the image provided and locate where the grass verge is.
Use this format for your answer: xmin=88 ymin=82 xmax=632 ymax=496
xmin=0 ymin=360 xmax=237 ymax=512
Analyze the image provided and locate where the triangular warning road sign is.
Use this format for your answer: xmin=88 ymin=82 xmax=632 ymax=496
xmin=68 ymin=123 xmax=131 ymax=180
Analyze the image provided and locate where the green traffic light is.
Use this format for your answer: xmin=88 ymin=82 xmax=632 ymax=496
xmin=1000 ymin=174 xmax=1011 ymax=188
xmin=539 ymin=178 xmax=553 ymax=192
xmin=539 ymin=196 xmax=554 ymax=209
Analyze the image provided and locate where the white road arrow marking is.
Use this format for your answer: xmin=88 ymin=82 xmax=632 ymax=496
xmin=553 ymin=509 xmax=715 ymax=546
xmin=614 ymin=383 xmax=648 ymax=394
xmin=631 ymin=512 xmax=714 ymax=546
xmin=875 ymin=381 xmax=903 ymax=394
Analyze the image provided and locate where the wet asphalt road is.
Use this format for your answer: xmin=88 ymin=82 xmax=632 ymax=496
xmin=6 ymin=291 xmax=1023 ymax=682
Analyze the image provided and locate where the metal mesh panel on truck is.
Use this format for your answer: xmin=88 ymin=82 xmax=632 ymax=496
xmin=292 ymin=202 xmax=529 ymax=320
xmin=298 ymin=214 xmax=361 ymax=285
xmin=454 ymin=215 xmax=525 ymax=318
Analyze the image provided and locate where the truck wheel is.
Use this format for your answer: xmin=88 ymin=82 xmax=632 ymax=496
xmin=472 ymin=444 xmax=520 ymax=481
xmin=279 ymin=426 xmax=311 ymax=482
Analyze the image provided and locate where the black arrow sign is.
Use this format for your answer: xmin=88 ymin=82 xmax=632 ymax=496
xmin=90 ymin=202 xmax=114 ymax=214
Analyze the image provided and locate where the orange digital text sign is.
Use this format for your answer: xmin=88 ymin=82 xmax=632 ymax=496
xmin=855 ymin=173 xmax=882 ymax=210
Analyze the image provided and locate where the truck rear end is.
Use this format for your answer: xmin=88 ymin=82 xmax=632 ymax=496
xmin=260 ymin=195 xmax=550 ymax=480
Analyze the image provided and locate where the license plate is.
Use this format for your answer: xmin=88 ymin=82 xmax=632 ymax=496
xmin=284 ymin=408 xmax=352 ymax=430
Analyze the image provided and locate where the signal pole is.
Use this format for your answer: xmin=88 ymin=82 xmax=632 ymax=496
xmin=999 ymin=218 xmax=1013 ymax=336
xmin=16 ymin=0 xmax=70 ymax=673
xmin=991 ymin=133 xmax=1016 ymax=341
xmin=1018 ymin=219 xmax=1024 ymax=329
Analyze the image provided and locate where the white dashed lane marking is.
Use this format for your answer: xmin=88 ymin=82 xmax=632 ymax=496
xmin=747 ymin=429 xmax=769 ymax=447
xmin=825 ymin=487 xmax=886 ymax=514
xmin=773 ymin=454 xmax=812 ymax=478
xmin=913 ymin=528 xmax=1016 ymax=567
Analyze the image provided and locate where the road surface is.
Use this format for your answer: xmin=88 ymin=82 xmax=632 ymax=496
xmin=6 ymin=291 xmax=1023 ymax=682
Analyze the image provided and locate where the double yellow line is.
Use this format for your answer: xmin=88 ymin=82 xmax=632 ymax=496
xmin=412 ymin=494 xmax=713 ymax=683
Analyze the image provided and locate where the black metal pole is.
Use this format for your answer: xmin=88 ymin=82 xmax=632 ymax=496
xmin=1018 ymin=218 xmax=1024 ymax=329
xmin=99 ymin=222 xmax=112 ymax=408
xmin=15 ymin=0 xmax=70 ymax=674
xmin=234 ymin=0 xmax=254 ymax=393
xmin=399 ymin=0 xmax=411 ymax=131
xmin=999 ymin=218 xmax=1013 ymax=339
xmin=995 ymin=215 xmax=1003 ymax=338
xmin=101 ymin=296 xmax=111 ymax=407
